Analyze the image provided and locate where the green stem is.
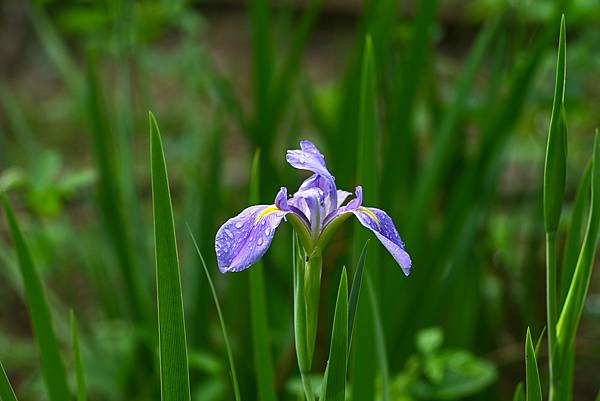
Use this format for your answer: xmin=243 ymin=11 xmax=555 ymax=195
xmin=304 ymin=249 xmax=322 ymax=367
xmin=546 ymin=231 xmax=558 ymax=401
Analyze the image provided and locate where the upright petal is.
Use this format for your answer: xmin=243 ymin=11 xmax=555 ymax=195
xmin=336 ymin=189 xmax=352 ymax=208
xmin=286 ymin=140 xmax=334 ymax=180
xmin=215 ymin=189 xmax=289 ymax=273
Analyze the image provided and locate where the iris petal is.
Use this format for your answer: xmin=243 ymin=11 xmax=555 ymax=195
xmin=352 ymin=207 xmax=411 ymax=275
xmin=322 ymin=186 xmax=411 ymax=275
xmin=286 ymin=140 xmax=334 ymax=180
xmin=215 ymin=188 xmax=289 ymax=273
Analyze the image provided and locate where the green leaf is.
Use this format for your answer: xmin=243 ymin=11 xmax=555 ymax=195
xmin=149 ymin=112 xmax=191 ymax=401
xmin=352 ymin=34 xmax=379 ymax=401
xmin=513 ymin=382 xmax=525 ymax=401
xmin=348 ymin=240 xmax=369 ymax=343
xmin=0 ymin=360 xmax=18 ymax=401
xmin=86 ymin=54 xmax=147 ymax=322
xmin=560 ymin=161 xmax=592 ymax=308
xmin=188 ymin=228 xmax=241 ymax=401
xmin=293 ymin=234 xmax=315 ymax=401
xmin=70 ymin=311 xmax=87 ymax=401
xmin=321 ymin=268 xmax=348 ymax=401
xmin=525 ymin=328 xmax=542 ymax=401
xmin=557 ymin=131 xmax=600 ymax=377
xmin=407 ymin=16 xmax=501 ymax=239
xmin=543 ymin=14 xmax=567 ymax=233
xmin=366 ymin=274 xmax=390 ymax=401
xmin=247 ymin=150 xmax=278 ymax=401
xmin=2 ymin=197 xmax=70 ymax=401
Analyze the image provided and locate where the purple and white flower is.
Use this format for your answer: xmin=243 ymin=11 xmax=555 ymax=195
xmin=215 ymin=140 xmax=411 ymax=275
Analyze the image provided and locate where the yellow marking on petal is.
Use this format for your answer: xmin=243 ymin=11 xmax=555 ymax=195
xmin=358 ymin=207 xmax=381 ymax=229
xmin=255 ymin=206 xmax=280 ymax=223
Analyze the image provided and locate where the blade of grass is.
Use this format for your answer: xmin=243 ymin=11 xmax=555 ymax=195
xmin=348 ymin=240 xmax=369 ymax=343
xmin=513 ymin=382 xmax=525 ymax=401
xmin=321 ymin=267 xmax=348 ymax=401
xmin=383 ymin=0 xmax=439 ymax=204
xmin=406 ymin=16 xmax=501 ymax=241
xmin=247 ymin=149 xmax=277 ymax=401
xmin=87 ymin=55 xmax=147 ymax=322
xmin=352 ymin=35 xmax=379 ymax=401
xmin=27 ymin=3 xmax=82 ymax=97
xmin=149 ymin=112 xmax=191 ymax=401
xmin=544 ymin=18 xmax=567 ymax=400
xmin=70 ymin=311 xmax=87 ymax=401
xmin=187 ymin=227 xmax=241 ymax=401
xmin=560 ymin=161 xmax=592 ymax=308
xmin=556 ymin=131 xmax=600 ymax=387
xmin=0 ymin=360 xmax=18 ymax=401
xmin=1 ymin=197 xmax=70 ymax=401
xmin=366 ymin=274 xmax=389 ymax=401
xmin=249 ymin=0 xmax=272 ymax=147
xmin=525 ymin=328 xmax=542 ymax=401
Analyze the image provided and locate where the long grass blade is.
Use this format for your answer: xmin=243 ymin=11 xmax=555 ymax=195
xmin=187 ymin=227 xmax=242 ymax=401
xmin=366 ymin=274 xmax=389 ymax=401
xmin=352 ymin=35 xmax=379 ymax=401
xmin=348 ymin=240 xmax=369 ymax=343
xmin=321 ymin=267 xmax=348 ymax=401
xmin=70 ymin=311 xmax=87 ymax=401
xmin=556 ymin=131 xmax=600 ymax=378
xmin=246 ymin=150 xmax=278 ymax=401
xmin=407 ymin=16 xmax=501 ymax=239
xmin=87 ymin=55 xmax=147 ymax=322
xmin=512 ymin=382 xmax=525 ymax=401
xmin=0 ymin=360 xmax=18 ymax=401
xmin=560 ymin=161 xmax=592 ymax=307
xmin=149 ymin=112 xmax=191 ymax=401
xmin=1 ymin=197 xmax=70 ymax=401
xmin=544 ymin=18 xmax=567 ymax=397
xmin=525 ymin=328 xmax=542 ymax=401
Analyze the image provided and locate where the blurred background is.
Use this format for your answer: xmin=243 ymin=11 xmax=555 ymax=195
xmin=1 ymin=0 xmax=600 ymax=400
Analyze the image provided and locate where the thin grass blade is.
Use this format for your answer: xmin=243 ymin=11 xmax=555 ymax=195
xmin=149 ymin=112 xmax=191 ymax=401
xmin=525 ymin=328 xmax=542 ymax=401
xmin=321 ymin=267 xmax=348 ymax=401
xmin=348 ymin=240 xmax=369 ymax=343
xmin=366 ymin=274 xmax=389 ymax=401
xmin=557 ymin=131 xmax=600 ymax=376
xmin=512 ymin=382 xmax=525 ymax=401
xmin=352 ymin=35 xmax=379 ymax=401
xmin=70 ymin=311 xmax=87 ymax=401
xmin=0 ymin=360 xmax=18 ymax=401
xmin=246 ymin=150 xmax=278 ymax=401
xmin=1 ymin=197 xmax=70 ymax=401
xmin=187 ymin=228 xmax=241 ymax=401
xmin=560 ymin=161 xmax=592 ymax=307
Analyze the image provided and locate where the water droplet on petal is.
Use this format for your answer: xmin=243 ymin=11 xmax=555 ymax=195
xmin=258 ymin=238 xmax=263 ymax=245
xmin=265 ymin=228 xmax=270 ymax=236
xmin=225 ymin=229 xmax=233 ymax=239
xmin=235 ymin=222 xmax=243 ymax=229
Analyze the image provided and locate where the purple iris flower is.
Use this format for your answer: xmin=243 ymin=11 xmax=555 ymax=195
xmin=215 ymin=140 xmax=411 ymax=275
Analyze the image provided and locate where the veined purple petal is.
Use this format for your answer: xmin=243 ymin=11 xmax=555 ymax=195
xmin=286 ymin=140 xmax=334 ymax=181
xmin=352 ymin=207 xmax=411 ymax=275
xmin=215 ymin=188 xmax=289 ymax=273
xmin=336 ymin=189 xmax=352 ymax=208
xmin=323 ymin=186 xmax=411 ymax=275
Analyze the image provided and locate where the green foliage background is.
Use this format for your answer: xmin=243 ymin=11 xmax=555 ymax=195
xmin=0 ymin=0 xmax=599 ymax=400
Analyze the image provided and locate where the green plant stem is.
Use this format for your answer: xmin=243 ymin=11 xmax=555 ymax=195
xmin=304 ymin=249 xmax=322 ymax=367
xmin=546 ymin=230 xmax=558 ymax=401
